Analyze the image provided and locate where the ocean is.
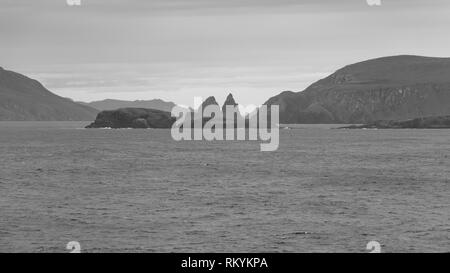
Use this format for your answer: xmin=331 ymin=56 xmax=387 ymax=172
xmin=0 ymin=122 xmax=448 ymax=252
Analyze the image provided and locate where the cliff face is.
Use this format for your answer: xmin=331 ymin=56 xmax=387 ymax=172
xmin=0 ymin=67 xmax=99 ymax=121
xmin=265 ymin=56 xmax=450 ymax=124
xmin=86 ymin=108 xmax=175 ymax=129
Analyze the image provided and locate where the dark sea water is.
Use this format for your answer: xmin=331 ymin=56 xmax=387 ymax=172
xmin=0 ymin=122 xmax=448 ymax=253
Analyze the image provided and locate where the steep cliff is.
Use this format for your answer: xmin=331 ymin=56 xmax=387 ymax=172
xmin=265 ymin=56 xmax=450 ymax=123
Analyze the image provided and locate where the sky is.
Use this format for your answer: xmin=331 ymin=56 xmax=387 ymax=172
xmin=1 ymin=0 xmax=450 ymax=107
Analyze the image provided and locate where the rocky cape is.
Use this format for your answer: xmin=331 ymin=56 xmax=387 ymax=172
xmin=0 ymin=67 xmax=99 ymax=121
xmin=265 ymin=55 xmax=450 ymax=124
xmin=340 ymin=115 xmax=450 ymax=129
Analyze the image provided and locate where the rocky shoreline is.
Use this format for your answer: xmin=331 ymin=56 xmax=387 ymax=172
xmin=339 ymin=115 xmax=450 ymax=129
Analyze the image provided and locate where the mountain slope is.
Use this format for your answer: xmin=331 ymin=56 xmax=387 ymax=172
xmin=265 ymin=55 xmax=450 ymax=123
xmin=0 ymin=67 xmax=98 ymax=121
xmin=81 ymin=99 xmax=177 ymax=112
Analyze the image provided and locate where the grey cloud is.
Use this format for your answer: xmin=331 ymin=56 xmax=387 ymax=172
xmin=2 ymin=0 xmax=443 ymax=15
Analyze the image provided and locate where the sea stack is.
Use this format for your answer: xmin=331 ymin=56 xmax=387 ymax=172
xmin=200 ymin=96 xmax=219 ymax=109
xmin=222 ymin=93 xmax=238 ymax=112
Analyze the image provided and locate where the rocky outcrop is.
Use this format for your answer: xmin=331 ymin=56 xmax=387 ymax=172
xmin=85 ymin=95 xmax=268 ymax=129
xmin=192 ymin=94 xmax=254 ymax=128
xmin=86 ymin=108 xmax=175 ymax=129
xmin=0 ymin=67 xmax=99 ymax=121
xmin=265 ymin=55 xmax=450 ymax=124
xmin=340 ymin=115 xmax=450 ymax=129
xmin=200 ymin=96 xmax=219 ymax=109
xmin=222 ymin=93 xmax=238 ymax=112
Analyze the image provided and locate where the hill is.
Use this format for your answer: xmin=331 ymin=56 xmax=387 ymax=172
xmin=265 ymin=55 xmax=450 ymax=123
xmin=0 ymin=67 xmax=98 ymax=121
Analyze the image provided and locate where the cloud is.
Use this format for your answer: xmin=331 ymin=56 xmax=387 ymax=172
xmin=2 ymin=0 xmax=450 ymax=106
xmin=2 ymin=0 xmax=441 ymax=15
xmin=21 ymin=62 xmax=330 ymax=106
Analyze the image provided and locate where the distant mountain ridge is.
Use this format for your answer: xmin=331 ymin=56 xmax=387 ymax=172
xmin=0 ymin=67 xmax=98 ymax=121
xmin=80 ymin=98 xmax=177 ymax=112
xmin=265 ymin=55 xmax=450 ymax=124
xmin=4 ymin=55 xmax=450 ymax=123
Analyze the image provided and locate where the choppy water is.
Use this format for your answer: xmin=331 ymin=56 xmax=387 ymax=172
xmin=0 ymin=122 xmax=448 ymax=253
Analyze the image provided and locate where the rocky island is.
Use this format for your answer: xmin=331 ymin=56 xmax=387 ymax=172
xmin=85 ymin=108 xmax=175 ymax=129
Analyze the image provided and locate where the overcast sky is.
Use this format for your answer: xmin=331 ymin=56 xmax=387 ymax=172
xmin=1 ymin=0 xmax=450 ymax=106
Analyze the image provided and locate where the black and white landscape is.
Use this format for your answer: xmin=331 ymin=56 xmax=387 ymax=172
xmin=0 ymin=0 xmax=449 ymax=253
